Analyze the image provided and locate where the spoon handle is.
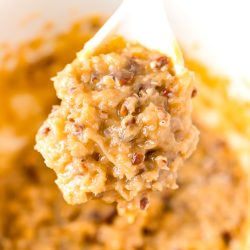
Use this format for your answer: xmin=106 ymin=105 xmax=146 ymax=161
xmin=82 ymin=0 xmax=184 ymax=74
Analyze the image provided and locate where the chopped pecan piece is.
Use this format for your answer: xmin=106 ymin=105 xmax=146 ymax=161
xmin=122 ymin=116 xmax=136 ymax=127
xmin=150 ymin=56 xmax=169 ymax=70
xmin=90 ymin=72 xmax=99 ymax=84
xmin=191 ymin=88 xmax=198 ymax=98
xmin=132 ymin=153 xmax=144 ymax=165
xmin=140 ymin=197 xmax=149 ymax=210
xmin=162 ymin=88 xmax=173 ymax=98
xmin=41 ymin=127 xmax=51 ymax=135
xmin=126 ymin=58 xmax=141 ymax=74
xmin=112 ymin=69 xmax=134 ymax=85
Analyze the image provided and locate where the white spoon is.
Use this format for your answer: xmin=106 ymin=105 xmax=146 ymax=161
xmin=81 ymin=0 xmax=184 ymax=74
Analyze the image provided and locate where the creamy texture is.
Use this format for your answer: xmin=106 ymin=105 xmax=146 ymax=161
xmin=35 ymin=37 xmax=198 ymax=214
xmin=1 ymin=125 xmax=249 ymax=250
xmin=0 ymin=17 xmax=249 ymax=250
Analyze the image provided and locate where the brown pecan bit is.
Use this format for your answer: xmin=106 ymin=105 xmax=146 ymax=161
xmin=112 ymin=69 xmax=134 ymax=85
xmin=191 ymin=88 xmax=198 ymax=98
xmin=131 ymin=153 xmax=144 ymax=165
xmin=140 ymin=197 xmax=149 ymax=210
xmin=162 ymin=88 xmax=173 ymax=98
xmin=121 ymin=115 xmax=137 ymax=129
xmin=124 ymin=116 xmax=136 ymax=126
xmin=90 ymin=72 xmax=99 ymax=84
xmin=68 ymin=118 xmax=75 ymax=122
xmin=134 ymin=106 xmax=141 ymax=114
xmin=41 ymin=127 xmax=51 ymax=135
xmin=126 ymin=58 xmax=141 ymax=74
xmin=150 ymin=56 xmax=169 ymax=70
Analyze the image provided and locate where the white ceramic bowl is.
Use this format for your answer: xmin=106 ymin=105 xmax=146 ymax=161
xmin=0 ymin=0 xmax=249 ymax=99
